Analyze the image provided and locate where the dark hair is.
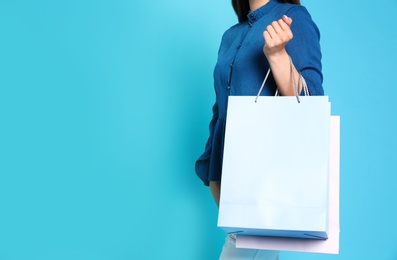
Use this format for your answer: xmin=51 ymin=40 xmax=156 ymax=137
xmin=232 ymin=0 xmax=301 ymax=23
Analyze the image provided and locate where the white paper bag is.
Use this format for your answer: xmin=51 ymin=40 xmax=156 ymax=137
xmin=218 ymin=96 xmax=331 ymax=239
xmin=236 ymin=116 xmax=340 ymax=254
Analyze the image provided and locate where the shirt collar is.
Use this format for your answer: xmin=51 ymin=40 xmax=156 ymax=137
xmin=247 ymin=0 xmax=278 ymax=25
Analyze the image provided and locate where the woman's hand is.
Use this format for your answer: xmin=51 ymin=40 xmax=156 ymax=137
xmin=263 ymin=15 xmax=293 ymax=60
xmin=262 ymin=15 xmax=302 ymax=96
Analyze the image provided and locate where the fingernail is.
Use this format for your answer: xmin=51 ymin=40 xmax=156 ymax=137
xmin=283 ymin=15 xmax=289 ymax=19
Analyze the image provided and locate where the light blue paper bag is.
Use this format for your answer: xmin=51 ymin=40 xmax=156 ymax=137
xmin=218 ymin=96 xmax=331 ymax=239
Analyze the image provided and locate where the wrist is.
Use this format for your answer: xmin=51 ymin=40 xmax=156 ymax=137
xmin=265 ymin=48 xmax=289 ymax=64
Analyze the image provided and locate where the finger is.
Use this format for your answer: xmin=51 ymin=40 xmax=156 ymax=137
xmin=266 ymin=23 xmax=277 ymax=39
xmin=282 ymin=15 xmax=293 ymax=26
xmin=263 ymin=30 xmax=274 ymax=52
xmin=270 ymin=20 xmax=283 ymax=35
xmin=263 ymin=30 xmax=271 ymax=42
xmin=277 ymin=18 xmax=293 ymax=40
xmin=277 ymin=18 xmax=290 ymax=32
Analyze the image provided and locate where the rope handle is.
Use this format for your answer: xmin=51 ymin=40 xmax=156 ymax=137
xmin=255 ymin=56 xmax=309 ymax=103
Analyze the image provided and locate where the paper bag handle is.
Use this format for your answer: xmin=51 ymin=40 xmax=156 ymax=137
xmin=255 ymin=56 xmax=309 ymax=103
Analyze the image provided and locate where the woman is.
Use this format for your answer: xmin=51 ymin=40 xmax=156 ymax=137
xmin=195 ymin=0 xmax=323 ymax=258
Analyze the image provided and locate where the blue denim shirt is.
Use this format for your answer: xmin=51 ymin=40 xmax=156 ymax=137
xmin=195 ymin=0 xmax=324 ymax=186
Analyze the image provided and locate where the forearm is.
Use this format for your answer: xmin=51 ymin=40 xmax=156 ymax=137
xmin=267 ymin=49 xmax=301 ymax=96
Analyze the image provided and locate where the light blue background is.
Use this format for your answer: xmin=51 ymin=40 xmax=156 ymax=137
xmin=1 ymin=0 xmax=396 ymax=259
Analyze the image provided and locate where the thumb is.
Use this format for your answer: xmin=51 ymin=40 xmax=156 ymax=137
xmin=282 ymin=15 xmax=293 ymax=26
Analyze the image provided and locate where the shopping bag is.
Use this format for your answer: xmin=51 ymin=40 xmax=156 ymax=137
xmin=218 ymin=95 xmax=331 ymax=239
xmin=235 ymin=116 xmax=340 ymax=254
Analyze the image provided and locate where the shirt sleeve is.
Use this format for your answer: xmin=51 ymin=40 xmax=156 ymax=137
xmin=285 ymin=6 xmax=324 ymax=96
xmin=195 ymin=98 xmax=219 ymax=186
